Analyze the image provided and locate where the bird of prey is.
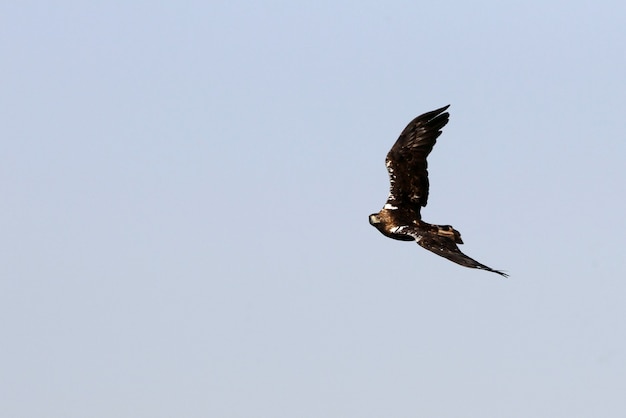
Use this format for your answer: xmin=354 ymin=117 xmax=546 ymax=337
xmin=368 ymin=105 xmax=508 ymax=277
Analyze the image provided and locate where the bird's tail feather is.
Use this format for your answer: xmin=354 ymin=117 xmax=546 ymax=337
xmin=434 ymin=224 xmax=463 ymax=244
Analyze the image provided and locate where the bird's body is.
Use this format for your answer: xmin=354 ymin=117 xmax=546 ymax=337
xmin=369 ymin=105 xmax=507 ymax=277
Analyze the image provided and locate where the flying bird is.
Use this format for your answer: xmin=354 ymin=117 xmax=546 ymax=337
xmin=369 ymin=105 xmax=508 ymax=277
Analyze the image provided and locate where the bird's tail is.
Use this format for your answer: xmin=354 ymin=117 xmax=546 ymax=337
xmin=435 ymin=224 xmax=463 ymax=244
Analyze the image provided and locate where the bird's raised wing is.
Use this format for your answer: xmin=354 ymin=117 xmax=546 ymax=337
xmin=385 ymin=105 xmax=450 ymax=213
xmin=417 ymin=234 xmax=508 ymax=277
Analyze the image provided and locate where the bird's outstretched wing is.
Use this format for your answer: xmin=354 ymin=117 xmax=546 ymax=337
xmin=416 ymin=234 xmax=509 ymax=277
xmin=385 ymin=105 xmax=450 ymax=214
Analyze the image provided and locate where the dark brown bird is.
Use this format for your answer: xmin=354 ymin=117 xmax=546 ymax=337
xmin=369 ymin=105 xmax=508 ymax=277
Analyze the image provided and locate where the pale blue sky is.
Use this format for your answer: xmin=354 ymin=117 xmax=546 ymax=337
xmin=2 ymin=1 xmax=626 ymax=417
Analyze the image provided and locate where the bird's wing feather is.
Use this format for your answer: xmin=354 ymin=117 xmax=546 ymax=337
xmin=416 ymin=234 xmax=508 ymax=277
xmin=385 ymin=105 xmax=450 ymax=213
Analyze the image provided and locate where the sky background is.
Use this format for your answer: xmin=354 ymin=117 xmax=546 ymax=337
xmin=2 ymin=1 xmax=626 ymax=417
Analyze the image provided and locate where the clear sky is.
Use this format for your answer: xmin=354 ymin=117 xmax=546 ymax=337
xmin=2 ymin=1 xmax=626 ymax=417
